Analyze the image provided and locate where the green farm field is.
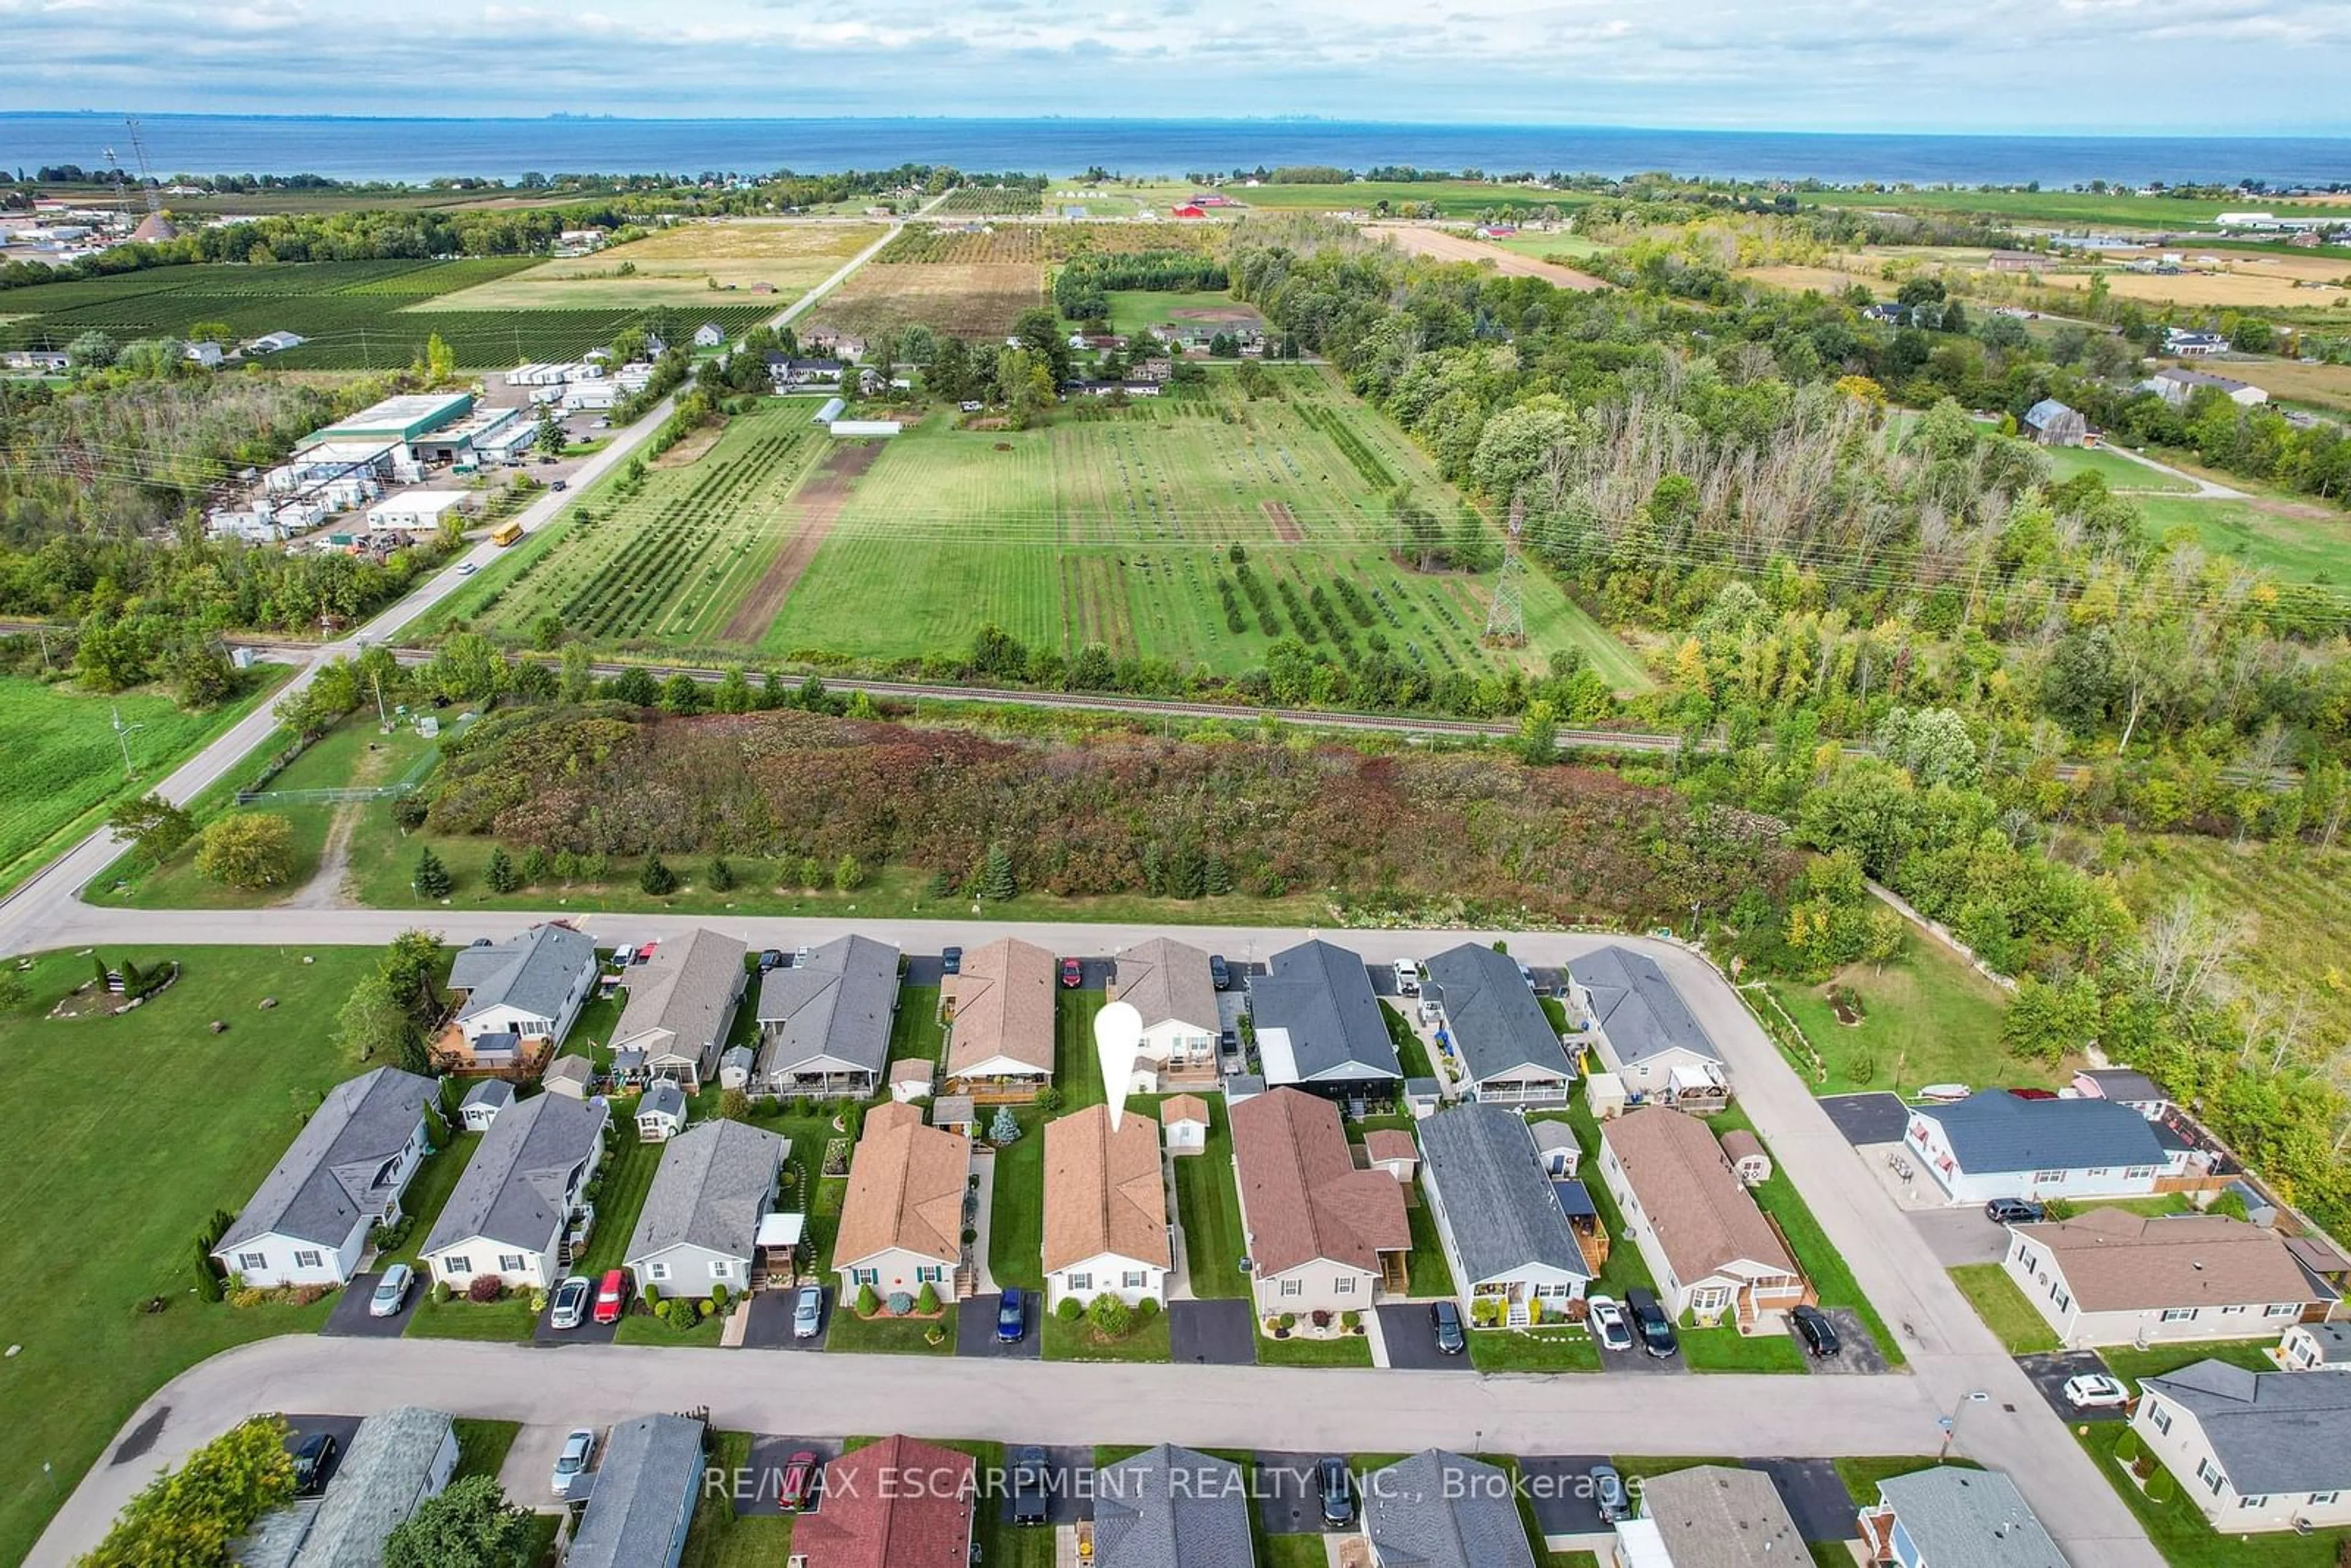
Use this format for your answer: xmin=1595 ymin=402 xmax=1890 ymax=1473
xmin=0 ymin=672 xmax=288 ymax=896
xmin=1102 ymin=288 xmax=1259 ymax=337
xmin=1799 ymin=188 xmax=2260 ymax=229
xmin=1122 ymin=179 xmax=1600 ymax=218
xmin=2133 ymin=494 xmax=2351 ymax=583
xmin=2043 ymin=445 xmax=2195 ymax=493
xmin=1493 ymin=233 xmax=1614 ymax=263
xmin=0 ymin=258 xmax=773 ymax=369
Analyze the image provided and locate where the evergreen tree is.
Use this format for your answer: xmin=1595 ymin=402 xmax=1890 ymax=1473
xmin=706 ymin=857 xmax=736 ymax=891
xmin=484 ymin=846 xmax=520 ymax=894
xmin=412 ymin=848 xmax=452 ymax=899
xmin=989 ymin=1105 xmax=1022 ymax=1143
xmin=640 ymin=853 xmax=678 ymax=896
xmin=980 ymin=842 xmax=1018 ymax=902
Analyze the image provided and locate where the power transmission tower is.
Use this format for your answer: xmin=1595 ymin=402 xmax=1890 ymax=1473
xmin=122 ymin=116 xmax=163 ymax=216
xmin=1483 ymin=493 xmax=1528 ymax=647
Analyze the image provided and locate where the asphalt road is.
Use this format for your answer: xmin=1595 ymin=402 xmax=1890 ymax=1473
xmin=21 ymin=925 xmax=2165 ymax=1568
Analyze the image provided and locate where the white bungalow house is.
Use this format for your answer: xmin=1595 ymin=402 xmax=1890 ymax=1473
xmin=2134 ymin=1360 xmax=2351 ymax=1532
xmin=1422 ymin=943 xmax=1574 ymax=1106
xmin=419 ymin=1093 xmax=609 ymax=1292
xmin=624 ymin=1120 xmax=790 ymax=1301
xmin=1043 ymin=1106 xmax=1171 ymax=1310
xmin=1903 ymin=1090 xmax=2184 ymax=1205
xmin=443 ymin=923 xmax=598 ymax=1069
xmin=754 ymin=934 xmax=901 ymax=1098
xmin=213 ymin=1067 xmax=440 ymax=1289
xmin=1104 ymin=937 xmax=1222 ymax=1093
xmin=1229 ymin=1087 xmax=1411 ymax=1317
xmin=1570 ymin=947 xmax=1728 ymax=1111
xmin=831 ymin=1101 xmax=970 ymax=1304
xmin=611 ymin=928 xmax=748 ymax=1092
xmin=2001 ymin=1209 xmax=2327 ymax=1348
xmin=1417 ymin=1104 xmax=1591 ymax=1328
xmin=1599 ymin=1106 xmax=1806 ymax=1326
xmin=693 ymin=322 xmax=727 ymax=348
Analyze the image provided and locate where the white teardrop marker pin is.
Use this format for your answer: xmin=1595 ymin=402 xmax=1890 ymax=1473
xmin=1093 ymin=1000 xmax=1145 ymax=1132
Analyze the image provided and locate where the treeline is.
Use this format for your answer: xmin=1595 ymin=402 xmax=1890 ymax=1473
xmin=1051 ymin=250 xmax=1229 ymax=319
xmin=421 ymin=700 xmax=1794 ymax=920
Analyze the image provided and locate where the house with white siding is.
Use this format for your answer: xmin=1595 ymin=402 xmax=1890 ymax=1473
xmin=213 ymin=1067 xmax=440 ymax=1289
xmin=625 ymin=1120 xmax=790 ymax=1302
xmin=1904 ymin=1090 xmax=2185 ymax=1205
xmin=419 ymin=1092 xmax=609 ymax=1292
xmin=2134 ymin=1360 xmax=2351 ymax=1532
xmin=1105 ymin=936 xmax=1221 ymax=1093
xmin=2001 ymin=1208 xmax=2328 ymax=1348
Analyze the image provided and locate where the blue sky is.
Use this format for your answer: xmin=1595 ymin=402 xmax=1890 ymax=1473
xmin=1 ymin=0 xmax=2345 ymax=134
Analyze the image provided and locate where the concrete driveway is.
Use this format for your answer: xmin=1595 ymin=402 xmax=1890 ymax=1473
xmin=2017 ymin=1351 xmax=2131 ymax=1424
xmin=320 ymin=1273 xmax=416 ymax=1338
xmin=738 ymin=1435 xmax=839 ymax=1516
xmin=501 ymin=1422 xmax=590 ymax=1512
xmin=1744 ymin=1457 xmax=1858 ymax=1540
xmin=1518 ymin=1454 xmax=1613 ymax=1535
xmin=1818 ymin=1092 xmax=1913 ymax=1145
xmin=1169 ymin=1300 xmax=1255 ymax=1365
xmin=1375 ymin=1304 xmax=1471 ymax=1371
xmin=958 ymin=1293 xmax=1041 ymax=1360
xmin=740 ymin=1287 xmax=828 ymax=1351
xmin=1910 ymin=1207 xmax=2010 ymax=1266
xmin=1254 ymin=1451 xmax=1346 ymax=1534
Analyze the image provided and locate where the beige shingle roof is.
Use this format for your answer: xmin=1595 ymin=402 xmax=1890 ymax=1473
xmin=2012 ymin=1208 xmax=2324 ymax=1312
xmin=1602 ymin=1106 xmax=1796 ymax=1284
xmin=1231 ymin=1087 xmax=1409 ymax=1277
xmin=833 ymin=1101 xmax=969 ymax=1269
xmin=942 ymin=938 xmax=1057 ymax=1076
xmin=1161 ymin=1094 xmax=1210 ymax=1127
xmin=1044 ymin=1106 xmax=1171 ymax=1274
xmin=1108 ymin=937 xmax=1220 ymax=1033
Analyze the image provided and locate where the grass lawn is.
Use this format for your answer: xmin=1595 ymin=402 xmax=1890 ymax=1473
xmin=2075 ymin=1423 xmax=2348 ymax=1568
xmin=1559 ymin=1103 xmax=1659 ymax=1298
xmin=1401 ymin=1190 xmax=1458 ymax=1299
xmin=1262 ymin=1536 xmax=1334 ymax=1568
xmin=381 ymin=1130 xmax=484 ymax=1268
xmin=888 ymin=985 xmax=943 ymax=1068
xmin=1382 ymin=1000 xmax=1439 ymax=1082
xmin=2101 ymin=1338 xmax=2281 ymax=1391
xmin=0 ymin=946 xmax=392 ymax=1566
xmin=452 ymin=1418 xmax=522 ymax=1481
xmin=572 ymin=1127 xmax=665 ymax=1278
xmin=680 ymin=1431 xmax=797 ymax=1568
xmin=1056 ymin=988 xmax=1109 ymax=1109
xmin=1948 ymin=1264 xmax=2062 ymax=1354
xmin=613 ymin=1308 xmax=727 ymax=1346
xmin=1042 ymin=1306 xmax=1173 ymax=1362
xmin=404 ymin=1294 xmax=538 ymax=1342
xmin=1832 ymin=1457 xmax=1978 ymax=1504
xmin=822 ymin=1304 xmax=957 ymax=1356
xmin=1256 ymin=1329 xmax=1374 ymax=1367
xmin=0 ymin=667 xmax=291 ymax=898
xmin=1468 ymin=1327 xmax=1602 ymax=1372
xmin=1172 ymin=1101 xmax=1248 ymax=1297
xmin=1767 ymin=942 xmax=2028 ymax=1098
xmin=1678 ymin=1326 xmax=1808 ymax=1373
xmin=988 ymin=1110 xmax=1046 ymax=1292
xmin=1711 ymin=1103 xmax=1903 ymax=1365
xmin=2044 ymin=444 xmax=2198 ymax=493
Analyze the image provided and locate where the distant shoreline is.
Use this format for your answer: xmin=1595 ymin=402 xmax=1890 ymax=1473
xmin=4 ymin=113 xmax=2347 ymax=189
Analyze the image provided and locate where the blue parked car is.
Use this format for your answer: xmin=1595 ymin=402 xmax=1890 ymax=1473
xmin=997 ymin=1287 xmax=1027 ymax=1344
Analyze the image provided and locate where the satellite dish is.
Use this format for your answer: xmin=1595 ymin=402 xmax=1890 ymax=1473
xmin=1093 ymin=1000 xmax=1145 ymax=1131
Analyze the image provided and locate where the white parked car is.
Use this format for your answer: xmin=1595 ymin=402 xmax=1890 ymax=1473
xmin=368 ymin=1263 xmax=413 ymax=1318
xmin=1586 ymin=1294 xmax=1633 ymax=1353
xmin=1393 ymin=959 xmax=1422 ymax=997
xmin=552 ymin=1428 xmax=597 ymax=1496
xmin=2064 ymin=1373 xmax=2131 ymax=1409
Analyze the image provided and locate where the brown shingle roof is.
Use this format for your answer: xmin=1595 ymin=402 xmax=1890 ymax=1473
xmin=1720 ymin=1130 xmax=1766 ymax=1164
xmin=833 ymin=1101 xmax=969 ymax=1269
xmin=942 ymin=938 xmax=1057 ymax=1076
xmin=1043 ymin=1106 xmax=1170 ymax=1274
xmin=795 ymin=1435 xmax=975 ymax=1568
xmin=2012 ymin=1208 xmax=2325 ymax=1313
xmin=1365 ymin=1130 xmax=1417 ymax=1163
xmin=1161 ymin=1093 xmax=1210 ymax=1126
xmin=1602 ymin=1107 xmax=1797 ymax=1283
xmin=1230 ymin=1087 xmax=1409 ymax=1277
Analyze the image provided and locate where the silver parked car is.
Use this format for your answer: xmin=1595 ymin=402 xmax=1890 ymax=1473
xmin=368 ymin=1263 xmax=414 ymax=1318
xmin=549 ymin=1275 xmax=592 ymax=1331
xmin=792 ymin=1283 xmax=825 ymax=1339
xmin=552 ymin=1428 xmax=596 ymax=1498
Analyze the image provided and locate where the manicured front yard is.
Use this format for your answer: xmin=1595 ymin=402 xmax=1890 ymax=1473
xmin=987 ymin=1112 xmax=1044 ymax=1292
xmin=405 ymin=1293 xmax=539 ymax=1342
xmin=1948 ymin=1264 xmax=2061 ymax=1354
xmin=452 ymin=1417 xmax=523 ymax=1480
xmin=2076 ymin=1422 xmax=2348 ymax=1568
xmin=1173 ymin=1102 xmax=1248 ymax=1298
xmin=1057 ymin=988 xmax=1109 ymax=1109
xmin=0 ymin=945 xmax=382 ymax=1567
xmin=2101 ymin=1337 xmax=2280 ymax=1390
xmin=1256 ymin=1327 xmax=1374 ymax=1367
xmin=680 ymin=1431 xmax=796 ymax=1568
xmin=1832 ymin=1457 xmax=1978 ymax=1504
xmin=1043 ymin=1305 xmax=1173 ymax=1362
xmin=615 ymin=1308 xmax=726 ymax=1346
xmin=1677 ymin=1326 xmax=1807 ymax=1373
xmin=1468 ymin=1326 xmax=1602 ymax=1372
xmin=822 ymin=1304 xmax=958 ymax=1355
xmin=1711 ymin=1103 xmax=1904 ymax=1365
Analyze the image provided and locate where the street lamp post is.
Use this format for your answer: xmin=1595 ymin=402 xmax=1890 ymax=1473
xmin=1940 ymin=1390 xmax=1990 ymax=1459
xmin=110 ymin=703 xmax=147 ymax=779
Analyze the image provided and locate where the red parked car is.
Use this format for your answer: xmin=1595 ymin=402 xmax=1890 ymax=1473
xmin=1060 ymin=957 xmax=1084 ymax=989
xmin=592 ymin=1268 xmax=631 ymax=1325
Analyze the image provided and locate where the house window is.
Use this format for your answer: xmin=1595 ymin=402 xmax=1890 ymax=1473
xmin=2197 ymin=1459 xmax=2225 ymax=1495
xmin=2146 ymin=1400 xmax=2171 ymax=1435
xmin=2312 ymin=1493 xmax=2340 ymax=1507
xmin=710 ymin=1260 xmax=734 ymax=1280
xmin=2241 ymin=1496 xmax=2269 ymax=1510
xmin=236 ymin=1251 xmax=269 ymax=1274
xmin=917 ymin=1266 xmax=943 ymax=1285
xmin=446 ymin=1255 xmax=473 ymax=1275
xmin=1335 ymin=1277 xmax=1356 ymax=1294
xmin=1068 ymin=1272 xmax=1092 ymax=1292
xmin=2161 ymin=1307 xmax=2199 ymax=1323
xmin=1122 ymin=1271 xmax=1146 ymax=1290
xmin=1280 ymin=1278 xmax=1303 ymax=1297
xmin=2125 ymin=1166 xmax=2158 ymax=1180
xmin=2085 ymin=1168 xmax=2109 ymax=1177
xmin=852 ymin=1268 xmax=878 ymax=1287
xmin=292 ymin=1250 xmax=323 ymax=1270
xmin=498 ymin=1253 xmax=527 ymax=1273
xmin=2033 ymin=1169 xmax=2066 ymax=1184
xmin=2267 ymin=1304 xmax=2300 ymax=1318
xmin=648 ymin=1262 xmax=672 ymax=1283
xmin=2221 ymin=1305 xmax=2247 ymax=1316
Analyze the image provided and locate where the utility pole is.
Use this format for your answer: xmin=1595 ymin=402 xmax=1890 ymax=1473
xmin=110 ymin=703 xmax=147 ymax=779
xmin=372 ymin=668 xmax=391 ymax=730
xmin=1483 ymin=493 xmax=1527 ymax=647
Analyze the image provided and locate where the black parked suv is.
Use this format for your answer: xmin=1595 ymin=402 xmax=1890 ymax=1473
xmin=1209 ymin=954 xmax=1232 ymax=990
xmin=1791 ymin=1304 xmax=1842 ymax=1357
xmin=1625 ymin=1286 xmax=1679 ymax=1359
xmin=1010 ymin=1447 xmax=1049 ymax=1526
xmin=1984 ymin=1197 xmax=2044 ymax=1225
xmin=1317 ymin=1457 xmax=1355 ymax=1527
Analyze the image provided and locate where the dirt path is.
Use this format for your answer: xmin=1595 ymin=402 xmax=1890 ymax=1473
xmin=1362 ymin=223 xmax=1605 ymax=291
xmin=719 ymin=440 xmax=885 ymax=642
xmin=279 ymin=805 xmax=361 ymax=910
xmin=1260 ymin=500 xmax=1303 ymax=542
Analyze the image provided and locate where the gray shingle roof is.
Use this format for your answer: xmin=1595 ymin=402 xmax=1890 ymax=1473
xmin=2077 ymin=1068 xmax=2164 ymax=1103
xmin=1109 ymin=937 xmax=1221 ymax=1035
xmin=2293 ymin=1322 xmax=2351 ymax=1365
xmin=447 ymin=923 xmax=596 ymax=1025
xmin=1417 ymin=1105 xmax=1591 ymax=1285
xmin=625 ymin=1120 xmax=789 ymax=1266
xmin=217 ymin=1067 xmax=438 ymax=1253
xmin=1424 ymin=943 xmax=1572 ymax=1085
xmin=2143 ymin=1360 xmax=2351 ymax=1494
xmin=1872 ymin=1468 xmax=2066 ymax=1568
xmin=296 ymin=1406 xmax=454 ymax=1568
xmin=422 ymin=1092 xmax=607 ymax=1256
xmin=1091 ymin=1444 xmax=1252 ymax=1568
xmin=613 ymin=927 xmax=747 ymax=1068
xmin=1917 ymin=1091 xmax=2165 ymax=1176
xmin=639 ymin=1081 xmax=687 ymax=1124
xmin=1640 ymin=1466 xmax=1802 ymax=1568
xmin=566 ymin=1413 xmax=707 ymax=1568
xmin=460 ymin=1080 xmax=514 ymax=1114
xmin=2023 ymin=397 xmax=2076 ymax=430
xmin=1573 ymin=947 xmax=1718 ymax=1066
xmin=1363 ymin=1450 xmax=1536 ymax=1568
xmin=754 ymin=934 xmax=900 ymax=1078
xmin=1248 ymin=940 xmax=1400 ymax=1084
